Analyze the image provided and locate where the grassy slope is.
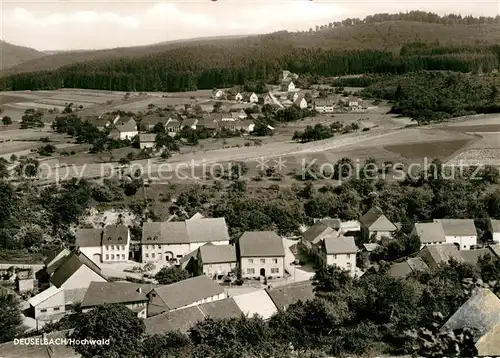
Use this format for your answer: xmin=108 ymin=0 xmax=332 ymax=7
xmin=2 ymin=21 xmax=499 ymax=76
xmin=0 ymin=41 xmax=46 ymax=70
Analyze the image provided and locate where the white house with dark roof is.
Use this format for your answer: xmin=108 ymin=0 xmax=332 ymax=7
xmin=141 ymin=217 xmax=230 ymax=264
xmin=138 ymin=133 xmax=157 ymax=149
xmin=146 ymin=275 xmax=226 ymax=317
xmin=359 ymin=206 xmax=397 ymax=241
xmin=488 ymin=218 xmax=500 ymax=243
xmin=320 ymin=235 xmax=358 ymax=275
xmin=293 ymin=94 xmax=308 ymax=109
xmin=314 ymin=100 xmax=334 ymax=113
xmin=49 ymin=252 xmax=107 ymax=304
xmin=81 ymin=281 xmax=156 ymax=318
xmin=75 ymin=225 xmax=130 ymax=264
xmin=108 ymin=117 xmax=138 ymax=140
xmin=197 ymin=244 xmax=237 ymax=280
xmin=433 ymin=219 xmax=477 ymax=250
xmin=244 ymin=92 xmax=259 ymax=103
xmin=238 ymin=231 xmax=285 ymax=279
xmin=413 ymin=222 xmax=447 ymax=249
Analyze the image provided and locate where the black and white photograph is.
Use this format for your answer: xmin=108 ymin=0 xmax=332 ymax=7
xmin=0 ymin=0 xmax=500 ymax=357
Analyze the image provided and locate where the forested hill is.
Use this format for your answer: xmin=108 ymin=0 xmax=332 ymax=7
xmin=1 ymin=11 xmax=500 ymax=92
xmin=0 ymin=41 xmax=45 ymax=70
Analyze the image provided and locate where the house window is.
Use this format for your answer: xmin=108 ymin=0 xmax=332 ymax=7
xmin=157 ymin=245 xmax=162 ymax=250
xmin=333 ymin=254 xmax=337 ymax=259
xmin=153 ymin=245 xmax=156 ymax=250
xmin=346 ymin=254 xmax=351 ymax=259
xmin=271 ymin=268 xmax=279 ymax=274
xmin=145 ymin=253 xmax=149 ymax=258
xmin=260 ymin=259 xmax=265 ymax=264
xmin=53 ymin=307 xmax=60 ymax=311
xmin=111 ymin=245 xmax=115 ymax=251
xmin=40 ymin=309 xmax=47 ymax=313
xmin=247 ymin=268 xmax=255 ymax=274
xmin=248 ymin=259 xmax=254 ymax=264
xmin=152 ymin=253 xmax=155 ymax=259
xmin=273 ymin=259 xmax=278 ymax=264
xmin=111 ymin=254 xmax=114 ymax=259
xmin=122 ymin=254 xmax=125 ymax=260
xmin=346 ymin=262 xmax=352 ymax=269
xmin=105 ymin=245 xmax=109 ymax=251
xmin=105 ymin=254 xmax=109 ymax=260
xmin=177 ymin=255 xmax=183 ymax=258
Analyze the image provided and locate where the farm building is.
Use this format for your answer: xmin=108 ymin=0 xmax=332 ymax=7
xmin=139 ymin=133 xmax=157 ymax=149
xmin=108 ymin=117 xmax=138 ymax=140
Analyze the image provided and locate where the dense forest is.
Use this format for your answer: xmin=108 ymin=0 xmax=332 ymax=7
xmin=361 ymin=71 xmax=500 ymax=121
xmin=1 ymin=11 xmax=500 ymax=92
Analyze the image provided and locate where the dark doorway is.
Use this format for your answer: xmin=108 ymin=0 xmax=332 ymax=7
xmin=260 ymin=268 xmax=266 ymax=276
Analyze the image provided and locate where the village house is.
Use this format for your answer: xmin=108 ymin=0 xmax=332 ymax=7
xmin=181 ymin=117 xmax=198 ymax=130
xmin=212 ymin=89 xmax=225 ymax=99
xmin=28 ymin=286 xmax=66 ymax=320
xmin=145 ymin=297 xmax=242 ymax=335
xmin=388 ymin=257 xmax=429 ymax=278
xmin=280 ymin=80 xmax=295 ymax=92
xmin=234 ymin=92 xmax=243 ymax=101
xmin=301 ymin=220 xmax=338 ymax=255
xmin=280 ymin=70 xmax=299 ymax=81
xmin=81 ymin=281 xmax=156 ymax=318
xmin=44 ymin=248 xmax=71 ymax=272
xmin=319 ymin=235 xmax=358 ymax=275
xmin=141 ymin=217 xmax=230 ymax=264
xmin=75 ymin=225 xmax=130 ymax=264
xmin=359 ymin=206 xmax=398 ymax=241
xmin=488 ymin=218 xmax=500 ymax=243
xmin=314 ymin=100 xmax=334 ymax=113
xmin=0 ymin=329 xmax=79 ymax=358
xmin=146 ymin=275 xmax=226 ymax=317
xmin=441 ymin=288 xmax=500 ymax=356
xmin=196 ymin=244 xmax=237 ymax=280
xmin=165 ymin=117 xmax=181 ymax=137
xmin=49 ymin=251 xmax=107 ymax=304
xmin=265 ymin=281 xmax=314 ymax=311
xmin=196 ymin=117 xmax=219 ymax=134
xmin=138 ymin=133 xmax=157 ymax=149
xmin=264 ymin=92 xmax=284 ymax=109
xmin=233 ymin=290 xmax=278 ymax=320
xmin=413 ymin=222 xmax=447 ymax=249
xmin=239 ymin=231 xmax=285 ymax=279
xmin=108 ymin=117 xmax=138 ymax=140
xmin=244 ymin=92 xmax=259 ymax=103
xmin=139 ymin=115 xmax=168 ymax=131
xmin=293 ymin=94 xmax=308 ymax=109
xmin=433 ymin=218 xmax=477 ymax=250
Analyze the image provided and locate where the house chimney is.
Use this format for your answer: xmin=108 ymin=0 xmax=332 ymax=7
xmin=137 ymin=287 xmax=142 ymax=294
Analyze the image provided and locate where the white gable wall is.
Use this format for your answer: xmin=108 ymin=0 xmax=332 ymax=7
xmin=61 ymin=265 xmax=106 ymax=291
xmin=444 ymin=235 xmax=477 ymax=250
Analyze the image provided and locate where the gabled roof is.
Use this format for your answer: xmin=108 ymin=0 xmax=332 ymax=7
xmin=50 ymin=252 xmax=106 ymax=288
xmin=75 ymin=225 xmax=129 ymax=247
xmin=181 ymin=118 xmax=198 ymax=127
xmin=199 ymin=244 xmax=237 ymax=264
xmin=28 ymin=286 xmax=63 ymax=307
xmin=388 ymin=257 xmax=429 ymax=278
xmin=359 ymin=206 xmax=397 ymax=232
xmin=44 ymin=248 xmax=71 ymax=267
xmin=414 ymin=222 xmax=446 ymax=244
xmin=189 ymin=212 xmax=205 ymax=220
xmin=293 ymin=94 xmax=306 ymax=105
xmin=265 ymin=281 xmax=314 ymax=310
xmin=489 ymin=218 xmax=500 ymax=233
xmin=239 ymin=231 xmax=285 ymax=257
xmin=139 ymin=133 xmax=156 ymax=142
xmin=442 ymin=288 xmax=500 ymax=341
xmin=112 ymin=118 xmax=137 ymax=133
xmin=460 ymin=248 xmax=492 ymax=265
xmin=151 ymin=275 xmax=224 ymax=311
xmin=141 ymin=115 xmax=168 ymax=126
xmin=145 ymin=305 xmax=205 ymax=335
xmin=303 ymin=222 xmax=337 ymax=244
xmin=81 ymin=281 xmax=156 ymax=308
xmin=75 ymin=228 xmax=102 ymax=247
xmin=362 ymin=243 xmax=380 ymax=252
xmin=317 ymin=218 xmax=341 ymax=229
xmin=323 ymin=235 xmax=357 ymax=254
xmin=416 ymin=244 xmax=463 ymax=269
xmin=199 ymin=297 xmax=242 ymax=319
xmin=233 ymin=290 xmax=278 ymax=320
xmin=434 ymin=219 xmax=477 ymax=236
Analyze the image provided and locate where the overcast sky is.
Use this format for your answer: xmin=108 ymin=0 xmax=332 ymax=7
xmin=1 ymin=0 xmax=499 ymax=51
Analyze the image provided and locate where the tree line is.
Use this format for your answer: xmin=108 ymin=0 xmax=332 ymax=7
xmin=0 ymin=43 xmax=498 ymax=93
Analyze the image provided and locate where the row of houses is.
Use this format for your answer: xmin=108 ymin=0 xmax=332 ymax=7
xmin=7 ymin=280 xmax=500 ymax=357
